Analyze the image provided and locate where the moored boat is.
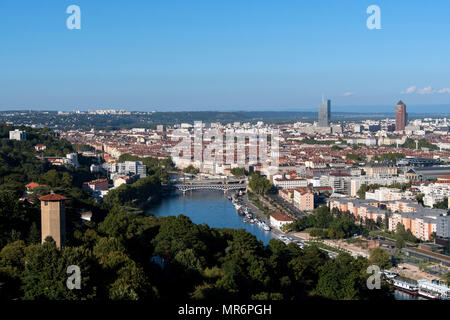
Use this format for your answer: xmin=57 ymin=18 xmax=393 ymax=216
xmin=261 ymin=222 xmax=271 ymax=231
xmin=392 ymin=279 xmax=419 ymax=295
xmin=417 ymin=279 xmax=450 ymax=300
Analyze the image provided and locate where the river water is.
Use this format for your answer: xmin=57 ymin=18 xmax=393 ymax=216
xmin=147 ymin=190 xmax=275 ymax=245
xmin=147 ymin=190 xmax=422 ymax=300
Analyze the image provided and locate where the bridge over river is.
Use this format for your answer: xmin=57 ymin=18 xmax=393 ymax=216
xmin=173 ymin=178 xmax=247 ymax=194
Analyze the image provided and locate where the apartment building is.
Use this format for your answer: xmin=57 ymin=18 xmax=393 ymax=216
xmin=293 ymin=188 xmax=314 ymax=211
xmin=365 ymin=187 xmax=403 ymax=202
xmin=278 ymin=189 xmax=294 ymax=203
xmin=364 ymin=164 xmax=398 ymax=178
xmin=273 ymin=177 xmax=308 ymax=189
xmin=9 ymin=129 xmax=26 ymax=141
xmin=320 ymin=173 xmax=351 ymax=196
xmin=104 ymin=161 xmax=147 ymax=179
xmin=82 ymin=178 xmax=109 ymax=192
xmin=331 ymin=198 xmax=448 ymax=241
xmin=113 ymin=175 xmax=138 ymax=188
xmin=350 ymin=176 xmax=409 ymax=197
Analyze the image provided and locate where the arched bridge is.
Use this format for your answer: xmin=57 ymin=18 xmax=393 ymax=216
xmin=173 ymin=178 xmax=247 ymax=194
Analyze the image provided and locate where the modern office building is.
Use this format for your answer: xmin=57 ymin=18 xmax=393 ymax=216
xmin=395 ymin=100 xmax=407 ymax=131
xmin=318 ymin=98 xmax=331 ymax=127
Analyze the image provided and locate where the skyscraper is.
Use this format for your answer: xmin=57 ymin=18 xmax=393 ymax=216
xmin=39 ymin=193 xmax=67 ymax=248
xmin=318 ymin=98 xmax=331 ymax=127
xmin=395 ymin=100 xmax=407 ymax=131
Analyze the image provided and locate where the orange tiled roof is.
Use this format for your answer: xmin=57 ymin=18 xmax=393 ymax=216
xmin=270 ymin=212 xmax=294 ymax=222
xmin=39 ymin=193 xmax=68 ymax=201
xmin=26 ymin=182 xmax=40 ymax=188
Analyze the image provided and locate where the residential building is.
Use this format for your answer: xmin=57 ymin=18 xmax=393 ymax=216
xmin=365 ymin=187 xmax=403 ymax=201
xmin=364 ymin=164 xmax=398 ymax=178
xmin=113 ymin=175 xmax=138 ymax=188
xmin=293 ymin=188 xmax=314 ymax=211
xmin=273 ymin=177 xmax=308 ymax=189
xmin=9 ymin=129 xmax=26 ymax=141
xmin=83 ymin=178 xmax=109 ymax=192
xmin=269 ymin=212 xmax=295 ymax=230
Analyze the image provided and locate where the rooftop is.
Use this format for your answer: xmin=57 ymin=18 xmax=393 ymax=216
xmin=39 ymin=193 xmax=68 ymax=201
xmin=270 ymin=212 xmax=295 ymax=222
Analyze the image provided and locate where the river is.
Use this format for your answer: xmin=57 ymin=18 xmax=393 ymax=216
xmin=147 ymin=190 xmax=275 ymax=245
xmin=147 ymin=190 xmax=423 ymax=300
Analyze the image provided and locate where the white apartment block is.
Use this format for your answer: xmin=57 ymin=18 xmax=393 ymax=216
xmin=365 ymin=187 xmax=403 ymax=202
xmin=9 ymin=129 xmax=26 ymax=141
xmin=273 ymin=178 xmax=308 ymax=189
xmin=418 ymin=183 xmax=450 ymax=207
xmin=350 ymin=176 xmax=409 ymax=197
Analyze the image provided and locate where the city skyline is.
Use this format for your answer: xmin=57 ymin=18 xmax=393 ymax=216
xmin=2 ymin=0 xmax=450 ymax=307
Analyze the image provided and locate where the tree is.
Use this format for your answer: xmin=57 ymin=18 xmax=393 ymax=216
xmin=230 ymin=167 xmax=247 ymax=177
xmin=368 ymin=248 xmax=392 ymax=270
xmin=248 ymin=174 xmax=271 ymax=195
xmin=434 ymin=198 xmax=448 ymax=210
xmin=0 ymin=240 xmax=27 ymax=299
xmin=182 ymin=165 xmax=199 ymax=175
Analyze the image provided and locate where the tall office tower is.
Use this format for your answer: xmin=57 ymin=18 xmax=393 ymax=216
xmin=318 ymin=98 xmax=331 ymax=127
xmin=39 ymin=193 xmax=67 ymax=248
xmin=395 ymin=100 xmax=407 ymax=131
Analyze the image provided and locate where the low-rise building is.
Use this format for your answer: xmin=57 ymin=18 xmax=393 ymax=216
xmin=113 ymin=175 xmax=138 ymax=188
xmin=83 ymin=178 xmax=109 ymax=192
xmin=269 ymin=212 xmax=295 ymax=230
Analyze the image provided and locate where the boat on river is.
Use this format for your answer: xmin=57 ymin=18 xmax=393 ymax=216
xmin=417 ymin=279 xmax=450 ymax=300
xmin=392 ymin=279 xmax=419 ymax=295
xmin=261 ymin=222 xmax=271 ymax=231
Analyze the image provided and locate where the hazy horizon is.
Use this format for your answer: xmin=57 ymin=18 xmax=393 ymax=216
xmin=1 ymin=104 xmax=449 ymax=114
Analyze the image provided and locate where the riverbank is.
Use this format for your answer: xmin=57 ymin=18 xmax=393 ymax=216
xmin=147 ymin=190 xmax=275 ymax=245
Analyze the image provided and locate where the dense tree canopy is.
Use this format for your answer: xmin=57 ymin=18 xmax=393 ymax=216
xmin=0 ymin=125 xmax=394 ymax=301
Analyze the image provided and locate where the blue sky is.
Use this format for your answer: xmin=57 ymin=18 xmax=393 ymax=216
xmin=0 ymin=0 xmax=449 ymax=112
